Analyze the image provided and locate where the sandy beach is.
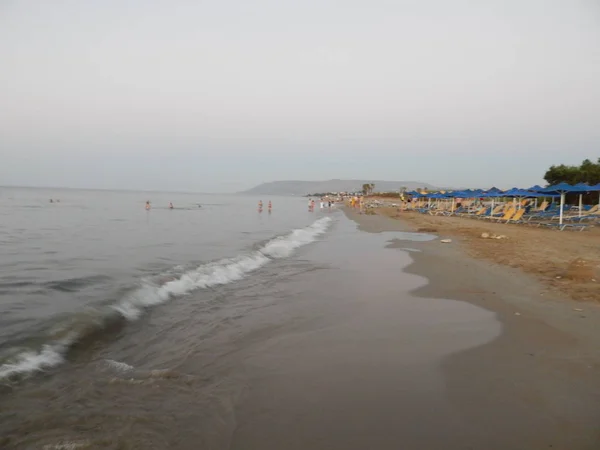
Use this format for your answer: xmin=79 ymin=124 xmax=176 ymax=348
xmin=373 ymin=205 xmax=600 ymax=302
xmin=344 ymin=206 xmax=600 ymax=449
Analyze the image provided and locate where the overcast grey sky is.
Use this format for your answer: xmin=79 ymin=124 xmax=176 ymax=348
xmin=1 ymin=0 xmax=599 ymax=192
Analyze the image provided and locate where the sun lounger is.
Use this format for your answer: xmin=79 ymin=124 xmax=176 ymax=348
xmin=477 ymin=205 xmax=504 ymax=220
xmin=506 ymin=208 xmax=525 ymax=224
xmin=482 ymin=207 xmax=514 ymax=221
xmin=458 ymin=207 xmax=487 ymax=218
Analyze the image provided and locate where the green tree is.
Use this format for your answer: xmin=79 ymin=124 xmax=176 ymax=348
xmin=362 ymin=183 xmax=375 ymax=195
xmin=544 ymin=158 xmax=600 ymax=186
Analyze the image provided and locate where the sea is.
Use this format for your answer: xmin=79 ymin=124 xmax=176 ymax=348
xmin=0 ymin=187 xmax=501 ymax=449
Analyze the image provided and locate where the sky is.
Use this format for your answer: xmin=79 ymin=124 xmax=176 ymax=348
xmin=1 ymin=0 xmax=599 ymax=192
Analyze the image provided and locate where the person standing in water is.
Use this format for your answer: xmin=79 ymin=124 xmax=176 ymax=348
xmin=268 ymin=200 xmax=272 ymax=213
xmin=258 ymin=200 xmax=263 ymax=213
xmin=169 ymin=202 xmax=174 ymax=210
xmin=145 ymin=201 xmax=151 ymax=210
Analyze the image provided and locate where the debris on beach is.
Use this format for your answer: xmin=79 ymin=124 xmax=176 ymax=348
xmin=481 ymin=232 xmax=507 ymax=240
xmin=514 ymin=312 xmax=521 ymax=316
xmin=573 ymin=308 xmax=583 ymax=312
xmin=440 ymin=239 xmax=452 ymax=243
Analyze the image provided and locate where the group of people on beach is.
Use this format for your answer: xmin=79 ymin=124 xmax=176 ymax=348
xmin=308 ymin=198 xmax=334 ymax=212
xmin=257 ymin=200 xmax=272 ymax=213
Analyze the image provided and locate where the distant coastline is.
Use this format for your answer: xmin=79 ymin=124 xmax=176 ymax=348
xmin=240 ymin=179 xmax=443 ymax=197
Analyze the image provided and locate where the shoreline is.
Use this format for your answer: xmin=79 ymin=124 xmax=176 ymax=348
xmin=343 ymin=207 xmax=600 ymax=449
xmin=376 ymin=205 xmax=600 ymax=302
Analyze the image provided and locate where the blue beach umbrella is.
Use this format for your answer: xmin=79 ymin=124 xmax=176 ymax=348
xmin=485 ymin=187 xmax=503 ymax=194
xmin=572 ymin=183 xmax=591 ymax=216
xmin=424 ymin=192 xmax=447 ymax=209
xmin=593 ymin=184 xmax=600 ymax=208
xmin=479 ymin=190 xmax=505 ymax=215
xmin=526 ymin=185 xmax=544 ymax=192
xmin=573 ymin=182 xmax=600 ymax=212
xmin=539 ymin=183 xmax=589 ymax=224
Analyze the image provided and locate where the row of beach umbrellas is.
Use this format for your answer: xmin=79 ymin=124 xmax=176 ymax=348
xmin=406 ymin=183 xmax=600 ymax=225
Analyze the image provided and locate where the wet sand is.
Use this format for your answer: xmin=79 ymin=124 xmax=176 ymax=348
xmin=344 ymin=207 xmax=600 ymax=449
xmin=376 ymin=206 xmax=600 ymax=302
xmin=229 ymin=215 xmax=503 ymax=449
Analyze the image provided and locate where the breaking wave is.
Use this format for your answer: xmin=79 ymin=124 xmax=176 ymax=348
xmin=0 ymin=217 xmax=331 ymax=382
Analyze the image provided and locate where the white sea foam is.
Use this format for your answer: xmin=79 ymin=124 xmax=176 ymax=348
xmin=104 ymin=359 xmax=134 ymax=372
xmin=0 ymin=344 xmax=66 ymax=381
xmin=0 ymin=217 xmax=331 ymax=381
xmin=111 ymin=216 xmax=331 ymax=320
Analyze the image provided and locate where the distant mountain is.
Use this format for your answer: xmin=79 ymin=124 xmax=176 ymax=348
xmin=240 ymin=179 xmax=441 ymax=196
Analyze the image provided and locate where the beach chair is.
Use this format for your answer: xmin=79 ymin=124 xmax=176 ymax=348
xmin=478 ymin=205 xmax=504 ymax=220
xmin=561 ymin=205 xmax=600 ymax=222
xmin=458 ymin=206 xmax=484 ymax=218
xmin=430 ymin=203 xmax=448 ymax=215
xmin=506 ymin=208 xmax=525 ymax=224
xmin=526 ymin=205 xmax=559 ymax=221
xmin=547 ymin=204 xmax=598 ymax=222
xmin=485 ymin=208 xmax=515 ymax=222
xmin=498 ymin=208 xmax=516 ymax=222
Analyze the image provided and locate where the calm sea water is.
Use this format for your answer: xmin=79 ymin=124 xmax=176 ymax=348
xmin=0 ymin=187 xmax=501 ymax=449
xmin=0 ymin=188 xmax=326 ymax=377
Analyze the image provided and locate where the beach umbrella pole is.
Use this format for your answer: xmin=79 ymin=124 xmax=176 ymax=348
xmin=559 ymin=192 xmax=565 ymax=225
xmin=579 ymin=194 xmax=583 ymax=217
